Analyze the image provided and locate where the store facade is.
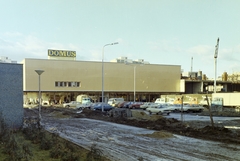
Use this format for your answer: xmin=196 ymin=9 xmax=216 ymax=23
xmin=22 ymin=55 xmax=182 ymax=105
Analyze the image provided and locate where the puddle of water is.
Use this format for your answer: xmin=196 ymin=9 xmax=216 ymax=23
xmin=224 ymin=126 xmax=240 ymax=129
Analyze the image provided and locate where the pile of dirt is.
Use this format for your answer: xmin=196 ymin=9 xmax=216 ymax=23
xmin=24 ymin=108 xmax=38 ymax=117
xmin=131 ymin=110 xmax=164 ymax=121
xmin=71 ymin=109 xmax=240 ymax=144
xmin=139 ymin=131 xmax=175 ymax=139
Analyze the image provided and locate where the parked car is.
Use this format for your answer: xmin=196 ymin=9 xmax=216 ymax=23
xmin=167 ymin=103 xmax=204 ymax=113
xmin=129 ymin=102 xmax=144 ymax=109
xmin=90 ymin=103 xmax=113 ymax=111
xmin=76 ymin=103 xmax=92 ymax=110
xmin=182 ymin=103 xmax=204 ymax=112
xmin=122 ymin=102 xmax=134 ymax=108
xmin=140 ymin=102 xmax=159 ymax=110
xmin=165 ymin=104 xmax=182 ymax=112
xmin=117 ymin=101 xmax=127 ymax=108
xmin=108 ymin=98 xmax=124 ymax=107
xmin=139 ymin=102 xmax=152 ymax=110
xmin=63 ymin=101 xmax=81 ymax=108
xmin=146 ymin=104 xmax=171 ymax=115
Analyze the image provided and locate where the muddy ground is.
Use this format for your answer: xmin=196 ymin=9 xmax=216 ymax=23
xmin=24 ymin=106 xmax=240 ymax=145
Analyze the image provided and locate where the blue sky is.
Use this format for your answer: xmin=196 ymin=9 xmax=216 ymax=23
xmin=0 ymin=0 xmax=240 ymax=79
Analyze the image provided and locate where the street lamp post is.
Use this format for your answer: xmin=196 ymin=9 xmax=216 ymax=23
xmin=102 ymin=42 xmax=118 ymax=112
xmin=133 ymin=66 xmax=136 ymax=102
xmin=35 ymin=70 xmax=44 ymax=123
xmin=125 ymin=63 xmax=141 ymax=103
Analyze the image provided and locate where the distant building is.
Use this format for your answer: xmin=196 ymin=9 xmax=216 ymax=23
xmin=0 ymin=63 xmax=23 ymax=128
xmin=182 ymin=71 xmax=205 ymax=80
xmin=182 ymin=71 xmax=240 ymax=94
xmin=110 ymin=57 xmax=150 ymax=64
xmin=0 ymin=56 xmax=17 ymax=63
xmin=226 ymin=72 xmax=240 ymax=83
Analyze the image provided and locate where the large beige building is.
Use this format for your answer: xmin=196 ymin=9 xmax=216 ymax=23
xmin=22 ymin=52 xmax=182 ymax=104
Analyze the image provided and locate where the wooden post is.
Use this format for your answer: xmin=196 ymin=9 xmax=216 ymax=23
xmin=206 ymin=95 xmax=214 ymax=128
xmin=181 ymin=96 xmax=183 ymax=122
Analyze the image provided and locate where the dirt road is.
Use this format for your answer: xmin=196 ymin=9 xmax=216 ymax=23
xmin=42 ymin=116 xmax=240 ymax=161
xmin=25 ymin=107 xmax=240 ymax=160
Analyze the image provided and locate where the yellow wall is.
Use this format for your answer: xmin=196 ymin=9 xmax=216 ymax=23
xmin=23 ymin=58 xmax=181 ymax=93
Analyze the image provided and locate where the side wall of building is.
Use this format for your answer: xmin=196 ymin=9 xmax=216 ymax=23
xmin=23 ymin=59 xmax=181 ymax=92
xmin=0 ymin=63 xmax=23 ymax=128
xmin=23 ymin=58 xmax=181 ymax=103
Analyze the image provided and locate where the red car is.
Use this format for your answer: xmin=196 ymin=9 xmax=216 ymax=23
xmin=129 ymin=102 xmax=144 ymax=109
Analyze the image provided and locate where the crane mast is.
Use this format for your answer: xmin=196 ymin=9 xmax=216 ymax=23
xmin=214 ymin=38 xmax=220 ymax=93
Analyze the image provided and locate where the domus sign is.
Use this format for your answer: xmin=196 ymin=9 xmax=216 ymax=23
xmin=48 ymin=49 xmax=76 ymax=57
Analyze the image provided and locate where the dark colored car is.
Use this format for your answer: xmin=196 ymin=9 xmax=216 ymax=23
xmin=129 ymin=102 xmax=144 ymax=109
xmin=91 ymin=103 xmax=113 ymax=111
xmin=122 ymin=102 xmax=134 ymax=108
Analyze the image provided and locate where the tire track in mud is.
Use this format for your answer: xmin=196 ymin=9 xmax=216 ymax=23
xmin=160 ymin=136 xmax=240 ymax=161
xmin=43 ymin=117 xmax=240 ymax=161
xmin=162 ymin=144 xmax=232 ymax=161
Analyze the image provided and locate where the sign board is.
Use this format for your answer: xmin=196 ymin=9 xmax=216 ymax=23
xmin=48 ymin=49 xmax=76 ymax=57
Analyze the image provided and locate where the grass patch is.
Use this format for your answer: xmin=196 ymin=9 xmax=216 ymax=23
xmin=0 ymin=115 xmax=110 ymax=161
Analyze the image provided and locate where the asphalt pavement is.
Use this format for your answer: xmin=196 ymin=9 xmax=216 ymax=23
xmin=164 ymin=112 xmax=240 ymax=121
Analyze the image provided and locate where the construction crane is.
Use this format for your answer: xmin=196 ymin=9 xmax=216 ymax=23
xmin=214 ymin=38 xmax=220 ymax=93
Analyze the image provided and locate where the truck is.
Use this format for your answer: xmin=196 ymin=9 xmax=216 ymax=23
xmin=154 ymin=98 xmax=166 ymax=104
xmin=76 ymin=95 xmax=92 ymax=104
xmin=75 ymin=95 xmax=93 ymax=110
xmin=198 ymin=97 xmax=212 ymax=107
xmin=211 ymin=93 xmax=240 ymax=111
xmin=154 ymin=97 xmax=175 ymax=105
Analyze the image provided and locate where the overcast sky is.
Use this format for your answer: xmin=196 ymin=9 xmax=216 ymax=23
xmin=0 ymin=0 xmax=240 ymax=79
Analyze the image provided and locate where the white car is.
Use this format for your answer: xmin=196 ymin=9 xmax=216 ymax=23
xmin=167 ymin=103 xmax=204 ymax=113
xmin=140 ymin=102 xmax=159 ymax=110
xmin=63 ymin=101 xmax=81 ymax=108
xmin=182 ymin=103 xmax=204 ymax=112
xmin=76 ymin=103 xmax=92 ymax=110
xmin=146 ymin=105 xmax=171 ymax=115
